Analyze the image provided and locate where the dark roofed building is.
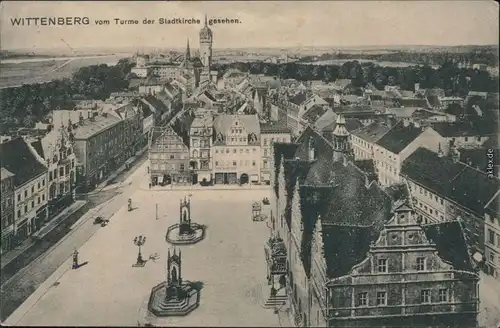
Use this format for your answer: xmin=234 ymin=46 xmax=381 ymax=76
xmin=267 ymin=119 xmax=480 ymax=327
xmin=375 ymin=121 xmax=424 ymax=154
xmin=0 ymin=137 xmax=47 ymax=188
xmin=401 ymin=147 xmax=500 ymax=252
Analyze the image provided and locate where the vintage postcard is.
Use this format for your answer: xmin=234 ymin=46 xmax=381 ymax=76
xmin=0 ymin=1 xmax=499 ymax=327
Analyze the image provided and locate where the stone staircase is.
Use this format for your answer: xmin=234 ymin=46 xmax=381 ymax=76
xmin=263 ymin=294 xmax=288 ymax=309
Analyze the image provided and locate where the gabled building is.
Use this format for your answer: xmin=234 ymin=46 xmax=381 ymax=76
xmin=212 ymin=114 xmax=261 ymax=185
xmin=30 ymin=123 xmax=77 ymax=216
xmin=0 ymin=137 xmax=48 ymax=244
xmin=148 ymin=114 xmax=193 ymax=186
xmin=260 ymin=121 xmax=291 ymax=184
xmin=189 ymin=114 xmax=214 ymax=184
xmin=267 ymin=119 xmax=480 ymax=328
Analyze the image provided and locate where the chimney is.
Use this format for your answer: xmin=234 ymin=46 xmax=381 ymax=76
xmin=79 ymin=112 xmax=84 ymax=125
xmin=437 ymin=143 xmax=444 ymax=158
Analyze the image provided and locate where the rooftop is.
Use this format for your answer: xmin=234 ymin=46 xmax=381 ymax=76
xmin=431 ymin=122 xmax=483 ymax=137
xmin=0 ymin=137 xmax=47 ymax=187
xmin=401 ymin=147 xmax=500 ymax=215
xmin=72 ymin=113 xmax=122 ymax=140
xmin=375 ymin=121 xmax=424 ymax=154
xmin=260 ymin=121 xmax=290 ymax=134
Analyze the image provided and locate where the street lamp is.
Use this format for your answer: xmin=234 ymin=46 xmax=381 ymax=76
xmin=133 ymin=235 xmax=147 ymax=267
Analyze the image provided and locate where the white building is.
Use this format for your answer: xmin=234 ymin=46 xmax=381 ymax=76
xmin=260 ymin=122 xmax=291 ymax=184
xmin=212 ymin=114 xmax=261 ymax=185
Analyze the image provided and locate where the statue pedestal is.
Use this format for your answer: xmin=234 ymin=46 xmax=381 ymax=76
xmin=138 ymin=281 xmax=201 ymax=326
xmin=166 ymin=223 xmax=206 ymax=245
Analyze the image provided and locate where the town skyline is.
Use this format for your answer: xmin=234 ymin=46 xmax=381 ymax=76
xmin=1 ymin=1 xmax=498 ymax=51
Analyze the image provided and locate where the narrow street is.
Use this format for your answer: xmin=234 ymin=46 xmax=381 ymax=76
xmin=0 ymin=154 xmax=149 ymax=321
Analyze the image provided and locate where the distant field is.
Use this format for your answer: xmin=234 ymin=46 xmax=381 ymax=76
xmin=304 ymin=58 xmax=440 ymax=68
xmin=0 ymin=55 xmax=129 ymax=89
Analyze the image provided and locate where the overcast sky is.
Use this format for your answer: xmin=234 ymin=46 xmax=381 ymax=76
xmin=0 ymin=1 xmax=498 ymax=51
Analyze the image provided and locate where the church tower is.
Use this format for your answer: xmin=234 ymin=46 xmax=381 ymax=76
xmin=185 ymin=39 xmax=191 ymax=62
xmin=199 ymin=14 xmax=213 ymax=69
xmin=332 ymin=114 xmax=353 ymax=163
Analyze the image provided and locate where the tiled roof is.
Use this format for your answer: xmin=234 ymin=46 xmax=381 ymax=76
xmin=398 ymin=98 xmax=428 ymax=108
xmin=321 ymin=118 xmax=363 ymax=134
xmin=260 ymin=121 xmax=290 ymax=134
xmin=422 ymin=221 xmax=473 ymax=271
xmin=314 ymin=109 xmax=337 ymax=131
xmin=72 ymin=114 xmax=121 ymax=139
xmin=170 ymin=113 xmax=194 ymax=148
xmin=289 ymin=92 xmax=307 ymax=106
xmin=30 ymin=139 xmax=45 ymax=160
xmin=141 ymin=95 xmax=169 ymax=114
xmin=0 ymin=137 xmax=47 ymax=187
xmin=375 ymin=121 xmax=424 ymax=154
xmin=459 ymin=148 xmax=500 ymax=173
xmin=351 ymin=121 xmax=392 ymax=143
xmin=431 ymin=122 xmax=482 ymax=137
xmin=302 ymin=105 xmax=328 ymax=123
xmin=401 ymin=147 xmax=500 ymax=215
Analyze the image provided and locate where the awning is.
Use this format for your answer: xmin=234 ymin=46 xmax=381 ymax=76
xmin=251 ymin=174 xmax=259 ymax=182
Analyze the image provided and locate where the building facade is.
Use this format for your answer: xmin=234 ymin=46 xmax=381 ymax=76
xmin=72 ymin=108 xmax=141 ymax=192
xmin=31 ymin=123 xmax=77 ymax=216
xmin=189 ymin=115 xmax=214 ymax=184
xmin=212 ymin=115 xmax=261 ymax=185
xmin=0 ymin=137 xmax=48 ymax=244
xmin=484 ymin=195 xmax=500 ymax=279
xmin=266 ymin=119 xmax=479 ymax=328
xmin=149 ymin=123 xmax=191 ymax=186
xmin=260 ymin=122 xmax=291 ymax=184
xmin=1 ymin=168 xmax=16 ymax=253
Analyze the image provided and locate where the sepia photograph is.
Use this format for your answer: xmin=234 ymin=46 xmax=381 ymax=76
xmin=0 ymin=1 xmax=499 ymax=327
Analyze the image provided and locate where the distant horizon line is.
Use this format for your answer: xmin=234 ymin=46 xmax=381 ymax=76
xmin=3 ymin=43 xmax=499 ymax=53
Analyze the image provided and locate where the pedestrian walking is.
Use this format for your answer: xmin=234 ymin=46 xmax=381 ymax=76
xmin=149 ymin=182 xmax=151 ymax=189
xmin=72 ymin=249 xmax=79 ymax=269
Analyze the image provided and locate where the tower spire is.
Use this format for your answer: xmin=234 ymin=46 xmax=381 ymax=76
xmin=185 ymin=38 xmax=191 ymax=61
xmin=204 ymin=14 xmax=208 ymax=26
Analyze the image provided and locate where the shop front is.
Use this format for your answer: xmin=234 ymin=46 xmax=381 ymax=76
xmin=214 ymin=172 xmax=238 ymax=184
xmin=1 ymin=225 xmax=15 ymax=254
xmin=15 ymin=219 xmax=29 ymax=244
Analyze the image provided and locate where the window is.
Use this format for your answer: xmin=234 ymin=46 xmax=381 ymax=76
xmin=490 ymin=252 xmax=496 ymax=263
xmin=233 ymin=149 xmax=236 ymax=153
xmin=179 ymin=164 xmax=185 ymax=171
xmin=42 ymin=194 xmax=45 ymax=201
xmin=215 ymin=149 xmax=219 ymax=154
xmin=226 ymin=149 xmax=230 ymax=154
xmin=420 ymin=289 xmax=431 ymax=303
xmin=357 ymin=292 xmax=368 ymax=306
xmin=263 ymin=139 xmax=268 ymax=146
xmin=38 ymin=197 xmax=40 ymax=204
xmin=38 ymin=182 xmax=41 ymax=189
xmin=233 ymin=161 xmax=237 ymax=167
xmin=252 ymin=161 xmax=256 ymax=167
xmin=170 ymin=154 xmax=175 ymax=159
xmin=24 ymin=205 xmax=28 ymax=213
xmin=17 ymin=210 xmax=21 ymax=218
xmin=440 ymin=198 xmax=444 ymax=205
xmin=59 ymin=167 xmax=64 ymax=177
xmin=31 ymin=201 xmax=34 ymax=208
xmin=464 ymin=137 xmax=468 ymax=142
xmin=416 ymin=257 xmax=426 ymax=271
xmin=377 ymin=259 xmax=387 ymax=273
xmin=489 ymin=229 xmax=495 ymax=244
xmin=376 ymin=291 xmax=387 ymax=305
xmin=438 ymin=289 xmax=448 ymax=302
xmin=17 ymin=194 xmax=21 ymax=201
xmin=24 ymin=190 xmax=28 ymax=197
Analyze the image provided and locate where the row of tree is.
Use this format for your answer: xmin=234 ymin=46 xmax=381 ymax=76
xmin=213 ymin=60 xmax=498 ymax=96
xmin=0 ymin=59 xmax=133 ymax=133
xmin=298 ymin=47 xmax=499 ymax=67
